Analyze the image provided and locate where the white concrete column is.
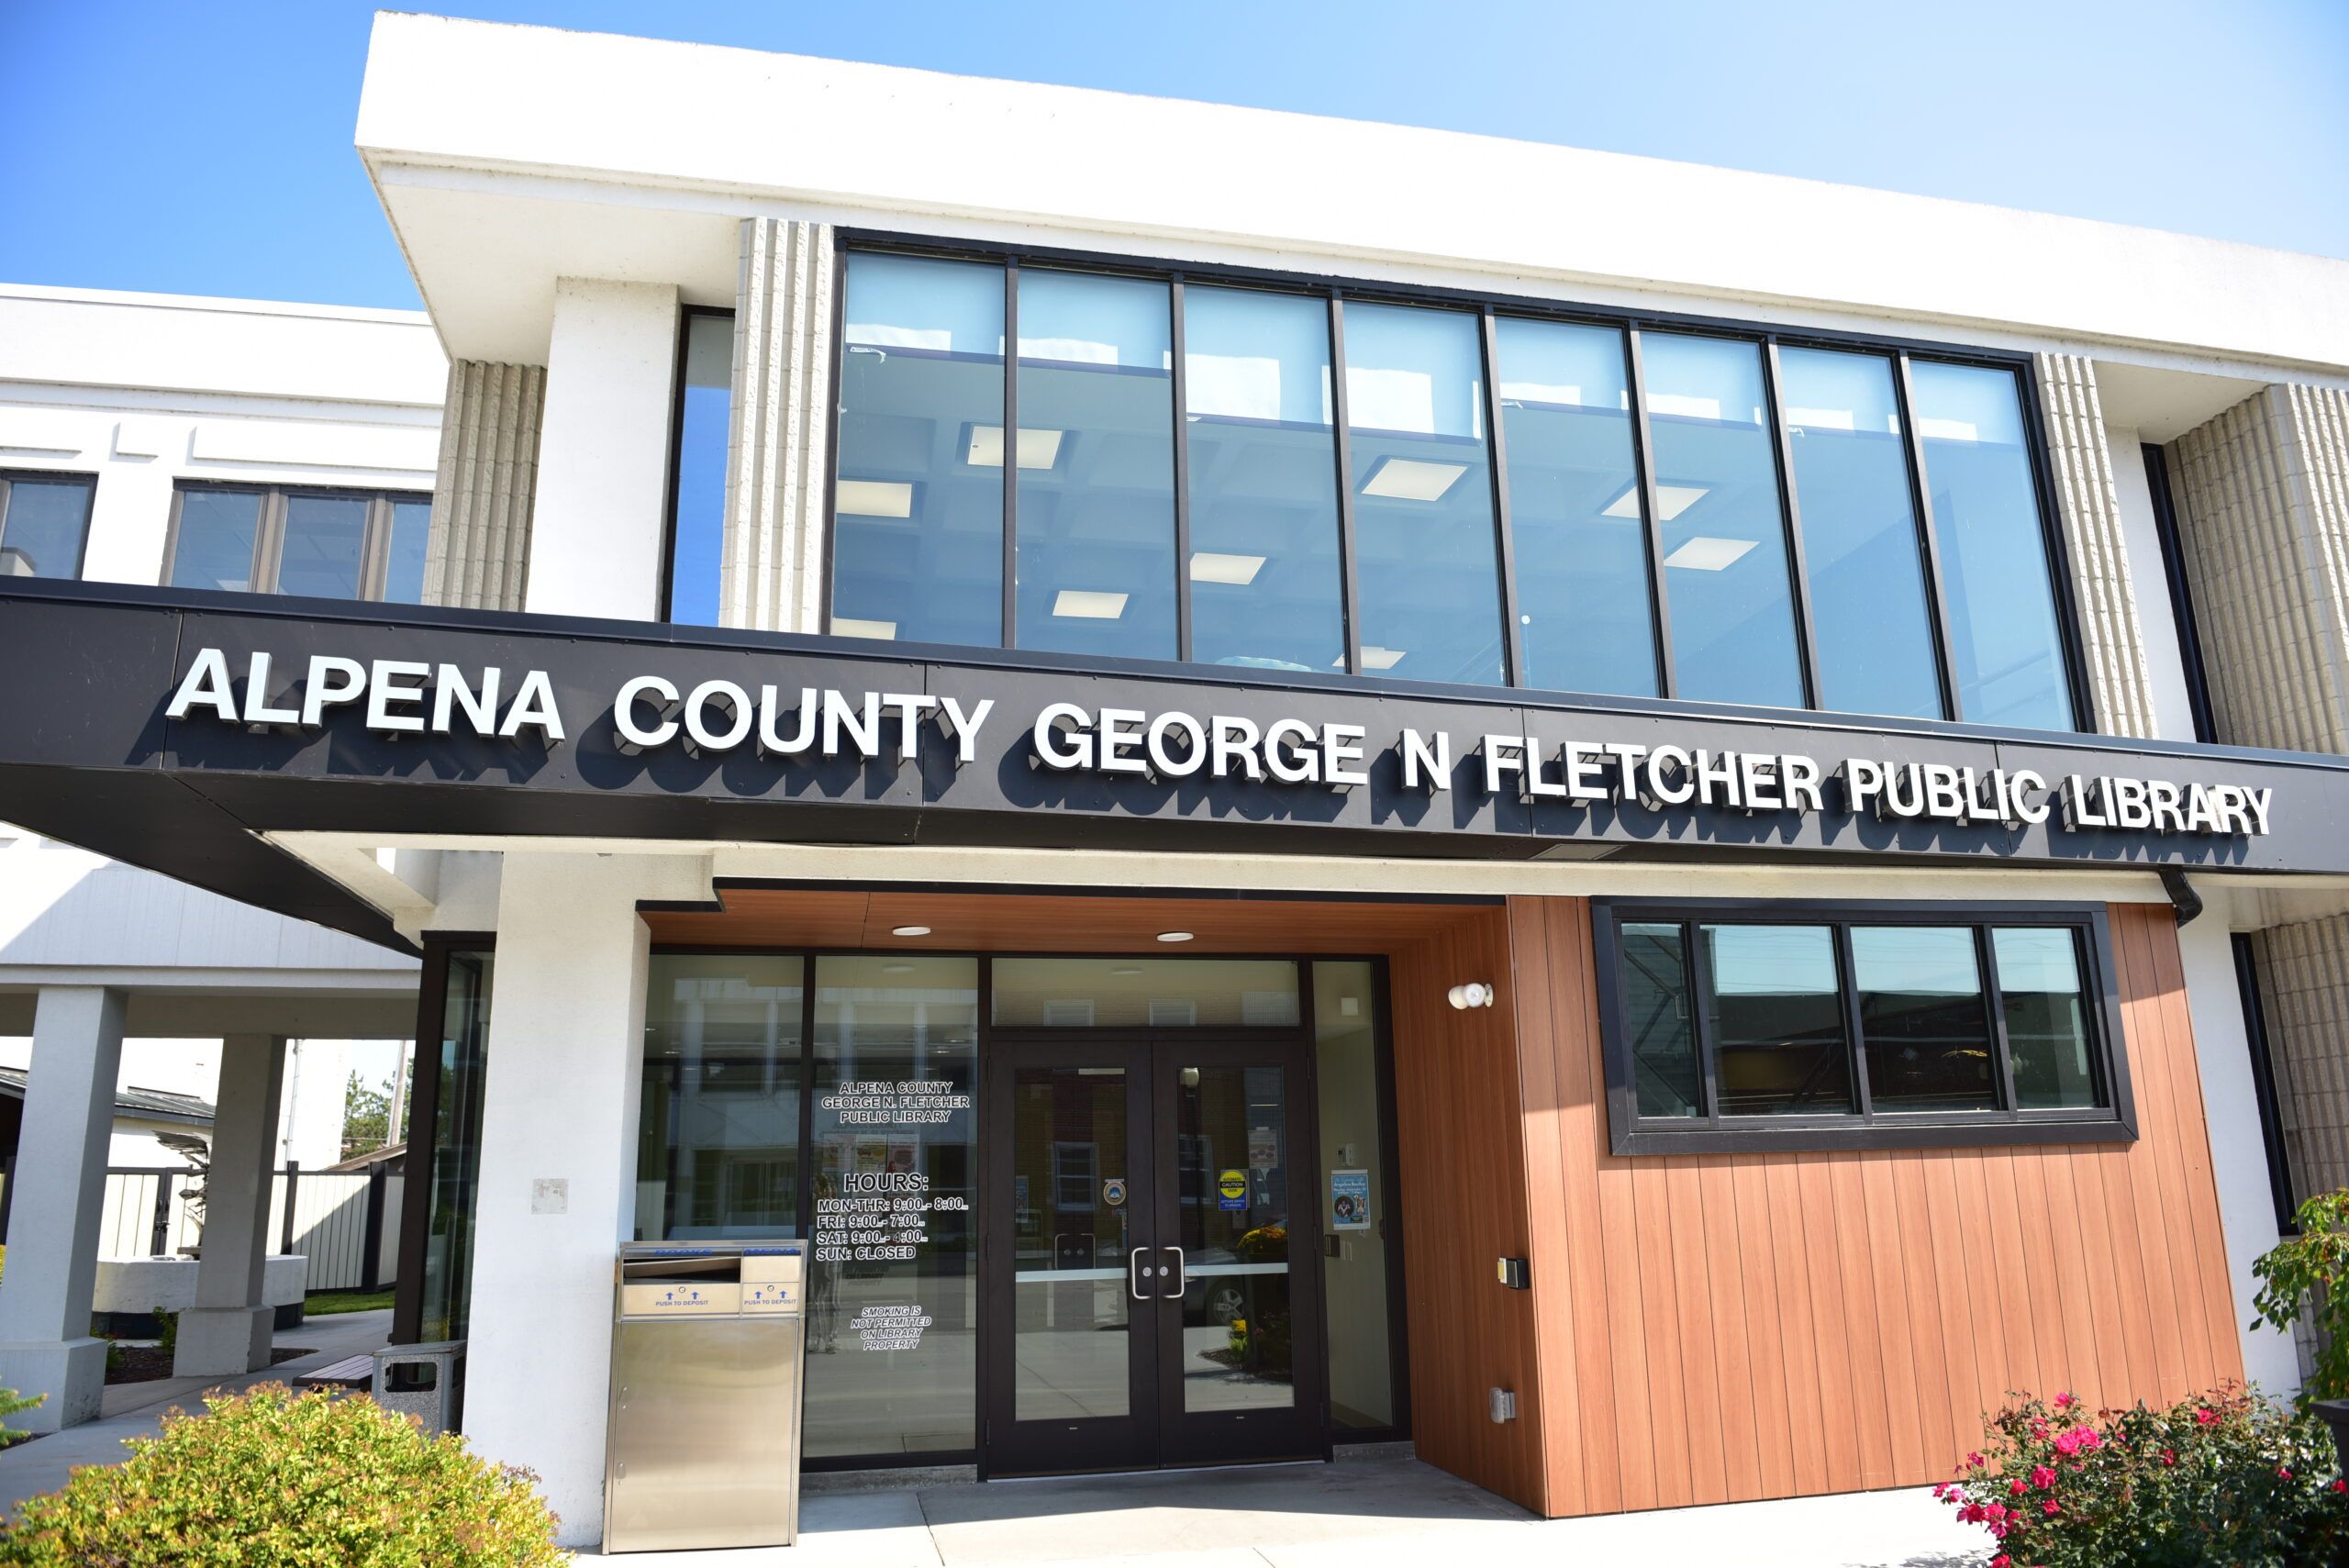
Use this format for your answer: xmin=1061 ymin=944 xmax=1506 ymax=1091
xmin=2175 ymin=895 xmax=2299 ymax=1394
xmin=522 ymin=278 xmax=679 ymax=622
xmin=175 ymin=1033 xmax=285 ymax=1377
xmin=461 ymin=851 xmax=707 ymax=1549
xmin=0 ymin=986 xmax=126 ymax=1432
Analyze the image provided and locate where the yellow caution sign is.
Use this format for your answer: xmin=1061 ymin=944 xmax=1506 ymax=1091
xmin=1218 ymin=1169 xmax=1249 ymax=1211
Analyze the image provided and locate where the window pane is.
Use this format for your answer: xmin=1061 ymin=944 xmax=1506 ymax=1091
xmin=634 ymin=956 xmax=804 ymax=1240
xmin=1184 ymin=286 xmax=1343 ymax=673
xmin=833 ymin=254 xmax=1006 ymax=647
xmin=1777 ymin=348 xmax=1944 ymax=719
xmin=0 ymin=475 xmax=95 ymax=579
xmin=418 ymin=951 xmax=494 ymax=1342
xmin=991 ymin=958 xmax=1299 ymax=1029
xmin=1496 ymin=318 xmax=1656 ymax=696
xmin=169 ymin=487 xmax=263 ymax=592
xmin=1910 ymin=361 xmax=2075 ymax=730
xmin=1313 ymin=962 xmax=1395 ymax=1429
xmin=1620 ymin=922 xmax=1701 ymax=1118
xmin=806 ymin=956 xmax=977 ymax=1459
xmin=1640 ymin=334 xmax=1805 ymax=708
xmin=1343 ymin=302 xmax=1505 ymax=685
xmin=666 ymin=312 xmax=733 ymax=626
xmin=277 ymin=494 xmax=369 ymax=599
xmin=1996 ymin=927 xmax=2100 ymax=1109
xmin=1700 ymin=924 xmax=1853 ymax=1116
xmin=1853 ymin=927 xmax=1999 ymax=1112
xmin=383 ymin=497 xmax=431 ymax=605
xmin=1015 ymin=270 xmax=1177 ymax=661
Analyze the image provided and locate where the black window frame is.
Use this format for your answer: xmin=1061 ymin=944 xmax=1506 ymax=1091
xmin=1592 ymin=898 xmax=2135 ymax=1153
xmin=0 ymin=468 xmax=98 ymax=581
xmin=659 ymin=304 xmax=739 ymax=626
xmin=822 ymin=231 xmax=2096 ymax=736
xmin=2230 ymin=932 xmax=2298 ymax=1233
xmin=163 ymin=479 xmax=431 ymax=603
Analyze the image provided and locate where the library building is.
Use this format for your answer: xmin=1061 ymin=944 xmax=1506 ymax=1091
xmin=4 ymin=12 xmax=2349 ymax=1553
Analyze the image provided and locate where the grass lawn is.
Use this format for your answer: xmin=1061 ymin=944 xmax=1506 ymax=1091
xmin=304 ymin=1289 xmax=395 ymax=1316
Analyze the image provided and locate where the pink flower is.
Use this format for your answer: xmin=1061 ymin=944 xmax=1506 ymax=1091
xmin=1984 ymin=1503 xmax=2009 ymax=1523
xmin=2160 ymin=1449 xmax=2176 ymax=1466
xmin=2277 ymin=1467 xmax=2292 ymax=1481
xmin=2332 ymin=1479 xmax=2346 ymax=1494
xmin=2031 ymin=1465 xmax=2057 ymax=1490
xmin=2051 ymin=1426 xmax=2101 ymax=1457
xmin=2043 ymin=1499 xmax=2062 ymax=1517
xmin=1967 ymin=1451 xmax=1986 ymax=1468
xmin=2009 ymin=1479 xmax=2026 ymax=1497
xmin=1992 ymin=1557 xmax=2011 ymax=1568
xmin=2195 ymin=1407 xmax=2219 ymax=1427
xmin=2054 ymin=1392 xmax=2076 ymax=1408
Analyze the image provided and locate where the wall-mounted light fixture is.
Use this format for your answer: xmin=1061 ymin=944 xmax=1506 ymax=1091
xmin=1447 ymin=983 xmax=1496 ymax=1010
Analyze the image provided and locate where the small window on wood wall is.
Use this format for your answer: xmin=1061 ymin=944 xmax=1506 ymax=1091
xmin=1593 ymin=900 xmax=2134 ymax=1153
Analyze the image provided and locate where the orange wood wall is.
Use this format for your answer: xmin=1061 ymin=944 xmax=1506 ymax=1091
xmin=1388 ymin=896 xmax=2243 ymax=1518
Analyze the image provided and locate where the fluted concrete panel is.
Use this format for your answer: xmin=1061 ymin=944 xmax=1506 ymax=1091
xmin=2035 ymin=353 xmax=2156 ymax=738
xmin=2252 ymin=918 xmax=2349 ymax=1202
xmin=2169 ymin=384 xmax=2349 ymax=755
xmin=723 ymin=219 xmax=835 ymax=632
xmin=423 ymin=360 xmax=544 ymax=611
xmin=2174 ymin=382 xmax=2349 ymax=1206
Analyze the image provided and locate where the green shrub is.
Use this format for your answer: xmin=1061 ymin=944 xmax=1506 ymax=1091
xmin=0 ymin=1382 xmax=563 ymax=1566
xmin=2251 ymin=1188 xmax=2349 ymax=1406
xmin=0 ymin=1387 xmax=39 ymax=1448
xmin=1934 ymin=1385 xmax=2348 ymax=1567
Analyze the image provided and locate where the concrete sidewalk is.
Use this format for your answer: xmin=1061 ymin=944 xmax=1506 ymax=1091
xmin=576 ymin=1452 xmax=1994 ymax=1568
xmin=0 ymin=1307 xmax=394 ymax=1510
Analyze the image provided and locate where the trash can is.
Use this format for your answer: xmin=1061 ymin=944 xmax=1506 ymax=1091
xmin=371 ymin=1340 xmax=464 ymax=1436
xmin=603 ymin=1242 xmax=806 ymax=1553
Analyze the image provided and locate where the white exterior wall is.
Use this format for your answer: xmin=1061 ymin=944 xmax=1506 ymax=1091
xmin=0 ymin=285 xmax=445 ymax=587
xmin=2103 ymin=421 xmax=2201 ymax=744
xmin=520 ymin=279 xmax=676 ymax=621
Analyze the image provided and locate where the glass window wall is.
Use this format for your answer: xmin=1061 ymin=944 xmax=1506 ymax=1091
xmin=1015 ymin=270 xmax=1178 ymax=660
xmin=1184 ymin=286 xmax=1346 ymax=673
xmin=1638 ymin=333 xmax=1806 ymax=708
xmin=824 ymin=250 xmax=2082 ymax=732
xmin=1495 ymin=318 xmax=1656 ymax=696
xmin=1911 ymin=361 xmax=2075 ymax=730
xmin=1342 ymin=301 xmax=1507 ymax=685
xmin=1777 ymin=347 xmax=1944 ymax=719
xmin=416 ymin=950 xmax=494 ymax=1343
xmin=832 ymin=255 xmax=1008 ymax=647
xmin=633 ymin=955 xmax=805 ymax=1240
xmin=805 ymin=956 xmax=980 ymax=1459
xmin=991 ymin=958 xmax=1300 ymax=1029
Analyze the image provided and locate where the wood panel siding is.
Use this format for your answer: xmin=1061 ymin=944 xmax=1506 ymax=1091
xmin=1454 ymin=895 xmax=2245 ymax=1518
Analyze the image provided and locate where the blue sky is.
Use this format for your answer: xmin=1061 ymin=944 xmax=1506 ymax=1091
xmin=3 ymin=1 xmax=2345 ymax=310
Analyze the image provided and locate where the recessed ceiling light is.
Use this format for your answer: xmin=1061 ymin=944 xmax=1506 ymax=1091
xmin=1360 ymin=456 xmax=1468 ymax=502
xmin=966 ymin=425 xmax=1063 ymax=469
xmin=891 ymin=925 xmax=931 ymax=937
xmin=1360 ymin=646 xmax=1408 ymax=671
xmin=882 ymin=962 xmax=916 ymax=974
xmin=1664 ymin=536 xmax=1758 ymax=572
xmin=1189 ymin=552 xmax=1266 ymax=586
xmin=1599 ymin=483 xmax=1709 ymax=522
xmin=1052 ymin=589 xmax=1128 ymax=620
xmin=836 ymin=479 xmax=913 ymax=518
xmin=831 ymin=617 xmax=898 ymax=640
xmin=1155 ymin=930 xmax=1194 ymax=943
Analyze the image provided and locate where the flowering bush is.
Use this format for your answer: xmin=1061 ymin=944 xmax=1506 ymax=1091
xmin=0 ymin=1382 xmax=563 ymax=1565
xmin=1934 ymin=1385 xmax=2347 ymax=1567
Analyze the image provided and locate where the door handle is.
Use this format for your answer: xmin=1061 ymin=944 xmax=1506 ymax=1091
xmin=1128 ymin=1246 xmax=1153 ymax=1300
xmin=1163 ymin=1245 xmax=1186 ymax=1296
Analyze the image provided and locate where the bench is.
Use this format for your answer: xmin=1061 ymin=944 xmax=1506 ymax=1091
xmin=295 ymin=1354 xmax=377 ymax=1390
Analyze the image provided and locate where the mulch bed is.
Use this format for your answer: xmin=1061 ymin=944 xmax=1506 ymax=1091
xmin=106 ymin=1345 xmax=315 ymax=1385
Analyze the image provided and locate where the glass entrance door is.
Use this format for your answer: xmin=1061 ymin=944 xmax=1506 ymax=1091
xmin=983 ymin=1037 xmax=1323 ymax=1475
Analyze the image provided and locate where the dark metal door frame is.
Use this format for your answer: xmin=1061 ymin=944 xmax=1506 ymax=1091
xmin=978 ymin=1030 xmax=1325 ymax=1477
